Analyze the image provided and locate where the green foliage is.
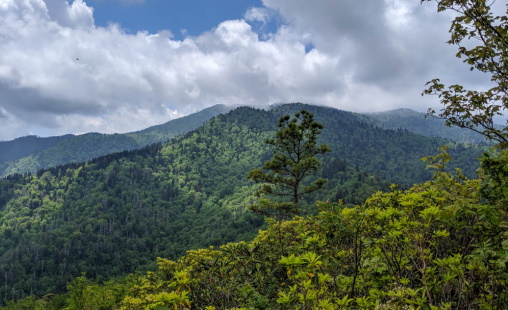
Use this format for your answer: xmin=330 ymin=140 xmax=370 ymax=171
xmin=248 ymin=110 xmax=330 ymax=219
xmin=0 ymin=105 xmax=232 ymax=178
xmin=422 ymin=0 xmax=508 ymax=147
xmin=3 ymin=147 xmax=508 ymax=309
xmin=272 ymin=103 xmax=485 ymax=185
xmin=142 ymin=149 xmax=505 ymax=308
xmin=66 ymin=275 xmax=128 ymax=310
xmin=0 ymin=104 xmax=485 ymax=304
xmin=0 ymin=109 xmax=270 ymax=302
xmin=479 ymin=150 xmax=508 ymax=207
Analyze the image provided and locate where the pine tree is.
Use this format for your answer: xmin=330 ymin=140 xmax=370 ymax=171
xmin=247 ymin=110 xmax=330 ymax=219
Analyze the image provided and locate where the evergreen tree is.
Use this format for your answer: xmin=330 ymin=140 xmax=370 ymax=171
xmin=247 ymin=110 xmax=330 ymax=219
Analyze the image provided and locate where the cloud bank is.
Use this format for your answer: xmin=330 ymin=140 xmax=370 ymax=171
xmin=0 ymin=0 xmax=491 ymax=140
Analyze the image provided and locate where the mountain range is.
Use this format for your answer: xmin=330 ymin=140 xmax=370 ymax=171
xmin=366 ymin=108 xmax=492 ymax=144
xmin=0 ymin=104 xmax=233 ymax=178
xmin=0 ymin=104 xmax=490 ymax=179
xmin=0 ymin=103 xmax=487 ymax=302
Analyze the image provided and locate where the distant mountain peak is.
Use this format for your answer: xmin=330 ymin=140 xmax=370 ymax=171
xmin=366 ymin=108 xmax=423 ymax=116
xmin=364 ymin=108 xmax=490 ymax=145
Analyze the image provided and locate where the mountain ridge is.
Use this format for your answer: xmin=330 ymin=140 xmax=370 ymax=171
xmin=0 ymin=104 xmax=234 ymax=178
xmin=1 ymin=104 xmax=492 ymax=179
xmin=0 ymin=103 xmax=486 ymax=301
xmin=364 ymin=108 xmax=493 ymax=144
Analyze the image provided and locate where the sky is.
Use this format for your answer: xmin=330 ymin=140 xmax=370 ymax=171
xmin=0 ymin=0 xmax=499 ymax=141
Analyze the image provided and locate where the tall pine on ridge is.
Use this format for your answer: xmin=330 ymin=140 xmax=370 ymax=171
xmin=247 ymin=110 xmax=330 ymax=219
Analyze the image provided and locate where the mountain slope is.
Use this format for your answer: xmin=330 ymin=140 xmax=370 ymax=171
xmin=271 ymin=103 xmax=484 ymax=184
xmin=0 ymin=135 xmax=74 ymax=162
xmin=365 ymin=108 xmax=491 ymax=144
xmin=0 ymin=104 xmax=484 ymax=301
xmin=0 ymin=104 xmax=233 ymax=178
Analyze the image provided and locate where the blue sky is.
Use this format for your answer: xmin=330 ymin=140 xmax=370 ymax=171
xmin=0 ymin=0 xmax=500 ymax=140
xmin=88 ymin=0 xmax=266 ymax=39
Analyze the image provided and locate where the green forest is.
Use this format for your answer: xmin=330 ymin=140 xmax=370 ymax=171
xmin=1 ymin=106 xmax=506 ymax=309
xmin=0 ymin=105 xmax=233 ymax=178
xmin=1 ymin=0 xmax=507 ymax=308
xmin=0 ymin=104 xmax=485 ymax=302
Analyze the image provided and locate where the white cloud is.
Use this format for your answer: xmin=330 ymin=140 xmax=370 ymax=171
xmin=245 ymin=7 xmax=270 ymax=23
xmin=260 ymin=0 xmax=494 ymax=108
xmin=45 ymin=0 xmax=94 ymax=28
xmin=0 ymin=0 xmax=495 ymax=141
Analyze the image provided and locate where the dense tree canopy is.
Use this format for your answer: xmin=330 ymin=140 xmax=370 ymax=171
xmin=4 ymin=148 xmax=507 ymax=309
xmin=0 ymin=105 xmax=231 ymax=178
xmin=0 ymin=0 xmax=505 ymax=306
xmin=0 ymin=104 xmax=485 ymax=304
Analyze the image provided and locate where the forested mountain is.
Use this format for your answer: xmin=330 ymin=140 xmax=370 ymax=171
xmin=0 ymin=104 xmax=485 ymax=302
xmin=271 ymin=104 xmax=484 ymax=184
xmin=1 ymin=105 xmax=487 ymax=180
xmin=0 ymin=104 xmax=233 ymax=178
xmin=365 ymin=108 xmax=492 ymax=144
xmin=13 ymin=153 xmax=505 ymax=310
xmin=0 ymin=135 xmax=74 ymax=163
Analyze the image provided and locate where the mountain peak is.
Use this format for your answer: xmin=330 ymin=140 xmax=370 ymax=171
xmin=366 ymin=108 xmax=423 ymax=116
